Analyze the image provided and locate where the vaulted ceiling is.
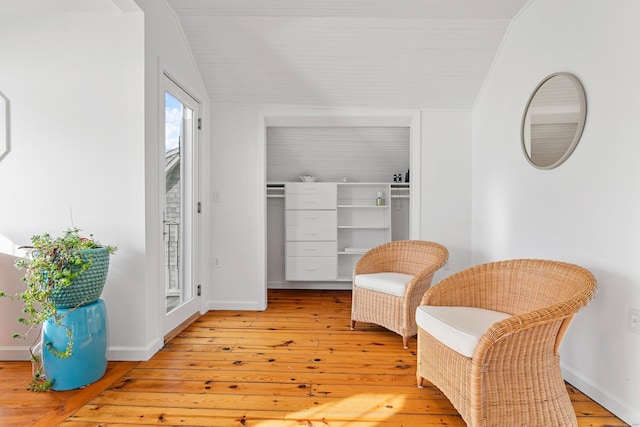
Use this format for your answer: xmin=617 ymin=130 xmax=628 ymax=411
xmin=166 ymin=0 xmax=529 ymax=109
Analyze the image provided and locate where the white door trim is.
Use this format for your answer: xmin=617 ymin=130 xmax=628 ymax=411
xmin=257 ymin=108 xmax=422 ymax=309
xmin=160 ymin=71 xmax=202 ymax=335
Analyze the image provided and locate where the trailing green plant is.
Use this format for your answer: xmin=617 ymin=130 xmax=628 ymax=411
xmin=28 ymin=346 xmax=52 ymax=392
xmin=1 ymin=228 xmax=116 ymax=390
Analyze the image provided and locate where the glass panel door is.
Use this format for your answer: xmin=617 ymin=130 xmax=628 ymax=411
xmin=163 ymin=74 xmax=200 ymax=334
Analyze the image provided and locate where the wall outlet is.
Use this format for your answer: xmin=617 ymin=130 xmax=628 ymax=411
xmin=213 ymin=257 xmax=221 ymax=268
xmin=629 ymin=308 xmax=640 ymax=334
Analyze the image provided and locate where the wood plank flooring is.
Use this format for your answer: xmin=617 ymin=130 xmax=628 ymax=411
xmin=0 ymin=290 xmax=628 ymax=426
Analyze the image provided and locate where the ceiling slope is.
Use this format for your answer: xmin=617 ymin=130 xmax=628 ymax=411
xmin=166 ymin=0 xmax=529 ymax=109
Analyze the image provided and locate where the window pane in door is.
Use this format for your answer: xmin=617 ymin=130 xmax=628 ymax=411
xmin=165 ymin=91 xmax=183 ymax=313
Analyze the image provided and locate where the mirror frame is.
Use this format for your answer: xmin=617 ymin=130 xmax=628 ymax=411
xmin=0 ymin=91 xmax=8 ymax=162
xmin=521 ymin=72 xmax=587 ymax=170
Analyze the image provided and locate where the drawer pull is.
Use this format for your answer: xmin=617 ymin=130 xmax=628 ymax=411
xmin=305 ymin=232 xmax=318 ymax=236
xmin=305 ymin=268 xmax=318 ymax=271
xmin=304 ymin=248 xmax=317 ymax=252
xmin=304 ymin=217 xmax=318 ymax=220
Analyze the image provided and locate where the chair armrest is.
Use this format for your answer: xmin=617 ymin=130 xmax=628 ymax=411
xmin=420 ymin=267 xmax=488 ymax=307
xmin=472 ymin=305 xmax=577 ymax=360
xmin=405 ymin=266 xmax=443 ymax=296
xmin=353 ymin=243 xmax=393 ymax=275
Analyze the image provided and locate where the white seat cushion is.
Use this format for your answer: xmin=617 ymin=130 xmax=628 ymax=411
xmin=354 ymin=272 xmax=414 ymax=297
xmin=415 ymin=305 xmax=511 ymax=357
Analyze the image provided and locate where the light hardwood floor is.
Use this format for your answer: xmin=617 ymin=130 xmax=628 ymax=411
xmin=0 ymin=290 xmax=628 ymax=426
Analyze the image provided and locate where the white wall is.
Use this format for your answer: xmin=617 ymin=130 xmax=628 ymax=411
xmin=208 ymin=105 xmax=472 ymax=308
xmin=0 ymin=3 xmax=146 ymax=359
xmin=421 ymin=111 xmax=472 ymax=282
xmin=0 ymin=0 xmax=210 ymax=362
xmin=472 ymin=0 xmax=640 ymax=424
xmin=209 ymin=104 xmax=266 ymax=310
xmin=133 ymin=0 xmax=211 ymax=348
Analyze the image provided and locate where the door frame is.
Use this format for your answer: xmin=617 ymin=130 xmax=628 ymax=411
xmin=160 ymin=71 xmax=202 ymax=337
xmin=256 ymin=108 xmax=422 ymax=309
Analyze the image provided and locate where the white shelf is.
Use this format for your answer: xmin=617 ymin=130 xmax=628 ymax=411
xmin=340 ymin=247 xmax=371 ymax=255
xmin=338 ymin=225 xmax=389 ymax=229
xmin=273 ymin=181 xmax=409 ymax=283
xmin=337 ymin=183 xmax=392 ymax=279
xmin=390 ymin=183 xmax=410 ymax=200
xmin=267 ymin=183 xmax=286 ymax=198
xmin=337 ymin=204 xmax=389 ymax=208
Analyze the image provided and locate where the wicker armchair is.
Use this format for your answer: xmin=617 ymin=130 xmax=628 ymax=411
xmin=350 ymin=240 xmax=449 ymax=349
xmin=416 ymin=259 xmax=598 ymax=427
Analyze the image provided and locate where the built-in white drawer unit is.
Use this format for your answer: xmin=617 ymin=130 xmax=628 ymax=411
xmin=268 ymin=181 xmax=409 ymax=286
xmin=285 ymin=210 xmax=337 ymax=241
xmin=285 ymin=183 xmax=337 ymax=210
xmin=286 ymin=241 xmax=337 ymax=257
xmin=286 ymin=210 xmax=337 ymax=226
xmin=285 ymin=183 xmax=338 ymax=281
xmin=285 ymin=256 xmax=337 ymax=281
xmin=286 ymin=194 xmax=337 ymax=210
xmin=285 ymin=182 xmax=338 ymax=196
xmin=286 ymin=225 xmax=336 ymax=242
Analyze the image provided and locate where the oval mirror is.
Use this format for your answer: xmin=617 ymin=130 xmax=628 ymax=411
xmin=521 ymin=72 xmax=586 ymax=169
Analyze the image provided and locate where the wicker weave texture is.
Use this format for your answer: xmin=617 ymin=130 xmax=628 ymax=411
xmin=351 ymin=240 xmax=448 ymax=345
xmin=51 ymin=248 xmax=111 ymax=309
xmin=416 ymin=259 xmax=598 ymax=427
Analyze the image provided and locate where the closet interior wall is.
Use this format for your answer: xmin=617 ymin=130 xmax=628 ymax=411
xmin=266 ymin=126 xmax=410 ymax=290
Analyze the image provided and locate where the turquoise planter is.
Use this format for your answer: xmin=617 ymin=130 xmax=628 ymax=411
xmin=42 ymin=299 xmax=108 ymax=391
xmin=51 ymin=247 xmax=110 ymax=309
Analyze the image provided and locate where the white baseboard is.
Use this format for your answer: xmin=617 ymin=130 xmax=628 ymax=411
xmin=107 ymin=338 xmax=163 ymax=361
xmin=267 ymin=281 xmax=353 ymax=290
xmin=0 ymin=345 xmax=32 ymax=361
xmin=562 ymin=364 xmax=640 ymax=426
xmin=1 ymin=339 xmax=162 ymax=362
xmin=202 ymin=284 xmax=352 ymax=312
xmin=205 ymin=300 xmax=267 ymax=311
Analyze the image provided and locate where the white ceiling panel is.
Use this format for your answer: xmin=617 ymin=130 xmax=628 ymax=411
xmin=166 ymin=0 xmax=530 ymax=109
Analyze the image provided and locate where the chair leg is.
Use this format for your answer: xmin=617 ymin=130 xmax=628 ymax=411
xmin=402 ymin=336 xmax=409 ymax=349
xmin=350 ymin=320 xmax=356 ymax=330
xmin=416 ymin=373 xmax=424 ymax=389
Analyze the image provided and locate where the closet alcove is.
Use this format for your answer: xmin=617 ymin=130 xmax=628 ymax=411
xmin=263 ymin=112 xmax=420 ymax=290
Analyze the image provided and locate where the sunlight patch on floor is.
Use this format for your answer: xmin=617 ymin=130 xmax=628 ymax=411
xmin=253 ymin=393 xmax=407 ymax=426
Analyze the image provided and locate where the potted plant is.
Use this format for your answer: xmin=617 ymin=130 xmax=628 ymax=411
xmin=0 ymin=228 xmax=116 ymax=391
